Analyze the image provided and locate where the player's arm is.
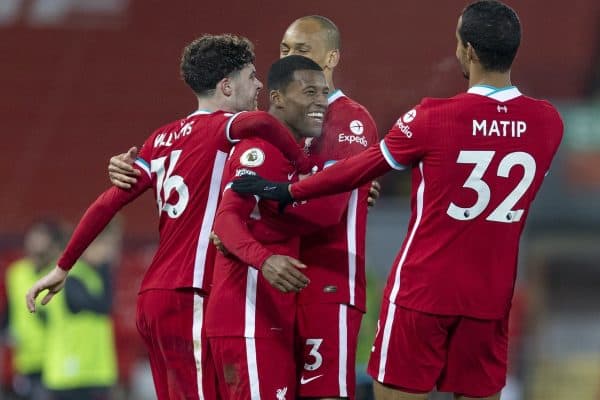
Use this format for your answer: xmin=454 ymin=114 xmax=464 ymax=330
xmin=275 ymin=176 xmax=350 ymax=233
xmin=26 ymin=174 xmax=150 ymax=312
xmin=232 ymin=104 xmax=429 ymax=203
xmin=213 ymin=188 xmax=309 ymax=293
xmin=231 ymin=142 xmax=396 ymax=204
xmin=292 ymin=142 xmax=396 ymax=199
xmin=226 ymin=111 xmax=312 ymax=173
xmin=213 ymin=187 xmax=273 ymax=269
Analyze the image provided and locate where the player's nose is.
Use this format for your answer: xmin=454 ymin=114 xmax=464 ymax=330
xmin=314 ymin=93 xmax=327 ymax=109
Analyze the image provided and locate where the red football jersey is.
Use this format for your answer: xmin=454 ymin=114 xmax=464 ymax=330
xmin=291 ymin=86 xmax=563 ymax=319
xmin=133 ymin=110 xmax=237 ymax=293
xmin=299 ymin=90 xmax=378 ymax=312
xmin=206 ymin=137 xmax=345 ymax=339
xmin=131 ymin=110 xmax=310 ymax=293
xmin=57 ymin=109 xmax=309 ymax=296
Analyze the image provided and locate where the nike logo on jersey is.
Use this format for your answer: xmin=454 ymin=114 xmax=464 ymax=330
xmin=287 ymin=172 xmax=295 ymax=181
xmin=300 ymin=374 xmax=323 ymax=385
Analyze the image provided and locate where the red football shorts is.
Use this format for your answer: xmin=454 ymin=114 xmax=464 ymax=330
xmin=368 ymin=300 xmax=509 ymax=397
xmin=296 ymin=303 xmax=363 ymax=399
xmin=136 ymin=289 xmax=218 ymax=400
xmin=209 ymin=336 xmax=296 ymax=400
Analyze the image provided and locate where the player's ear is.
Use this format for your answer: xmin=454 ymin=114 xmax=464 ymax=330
xmin=270 ymin=89 xmax=284 ymax=108
xmin=466 ymin=42 xmax=479 ymax=63
xmin=325 ymin=49 xmax=340 ymax=70
xmin=219 ymin=77 xmax=233 ymax=97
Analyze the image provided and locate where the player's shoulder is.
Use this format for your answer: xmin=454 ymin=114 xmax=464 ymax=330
xmin=230 ymin=135 xmax=277 ymax=153
xmin=228 ymin=136 xmax=285 ymax=167
xmin=392 ymin=97 xmax=448 ymax=127
xmin=326 ymin=90 xmax=378 ymax=143
xmin=147 ymin=110 xmax=233 ymax=145
xmin=518 ymin=95 xmax=562 ymax=119
xmin=330 ymin=91 xmax=374 ymax=119
xmin=147 ymin=118 xmax=180 ymax=141
xmin=419 ymin=95 xmax=463 ymax=111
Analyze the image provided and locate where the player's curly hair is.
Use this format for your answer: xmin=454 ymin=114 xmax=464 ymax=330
xmin=181 ymin=34 xmax=255 ymax=96
xmin=459 ymin=0 xmax=521 ymax=72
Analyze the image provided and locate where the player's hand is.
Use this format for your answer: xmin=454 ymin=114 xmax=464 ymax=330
xmin=261 ymin=255 xmax=309 ymax=293
xmin=25 ymin=266 xmax=69 ymax=313
xmin=231 ymin=175 xmax=293 ymax=211
xmin=108 ymin=146 xmax=140 ymax=189
xmin=368 ymin=180 xmax=381 ymax=208
xmin=209 ymin=231 xmax=231 ymax=256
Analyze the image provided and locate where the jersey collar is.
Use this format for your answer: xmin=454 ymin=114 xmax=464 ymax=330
xmin=186 ymin=109 xmax=214 ymax=118
xmin=328 ymin=89 xmax=346 ymax=105
xmin=467 ymin=85 xmax=522 ymax=102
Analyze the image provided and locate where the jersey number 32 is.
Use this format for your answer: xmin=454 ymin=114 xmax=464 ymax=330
xmin=447 ymin=150 xmax=536 ymax=223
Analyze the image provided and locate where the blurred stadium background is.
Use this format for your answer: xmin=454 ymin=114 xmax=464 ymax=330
xmin=0 ymin=0 xmax=598 ymax=399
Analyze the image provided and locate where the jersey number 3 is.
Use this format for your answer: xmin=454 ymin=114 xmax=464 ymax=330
xmin=151 ymin=150 xmax=189 ymax=218
xmin=447 ymin=150 xmax=536 ymax=223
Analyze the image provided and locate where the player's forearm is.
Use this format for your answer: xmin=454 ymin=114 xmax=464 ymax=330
xmin=214 ymin=192 xmax=273 ymax=269
xmin=291 ymin=144 xmax=391 ymax=200
xmin=230 ymin=111 xmax=312 ymax=173
xmin=284 ymin=191 xmax=351 ymax=233
xmin=57 ymin=186 xmax=144 ymax=270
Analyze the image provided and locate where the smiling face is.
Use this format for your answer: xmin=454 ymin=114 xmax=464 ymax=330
xmin=280 ymin=19 xmax=332 ymax=68
xmin=276 ymin=69 xmax=328 ymax=138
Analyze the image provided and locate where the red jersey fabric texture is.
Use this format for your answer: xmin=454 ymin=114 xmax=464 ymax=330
xmin=298 ymin=90 xmax=379 ymax=313
xmin=291 ymin=86 xmax=563 ymax=319
xmin=206 ymin=137 xmax=344 ymax=339
xmin=57 ymin=110 xmax=307 ymax=296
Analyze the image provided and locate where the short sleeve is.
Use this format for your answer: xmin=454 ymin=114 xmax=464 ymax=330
xmin=380 ymin=103 xmax=429 ymax=169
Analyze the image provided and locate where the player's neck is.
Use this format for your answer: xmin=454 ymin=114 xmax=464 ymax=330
xmin=469 ymin=69 xmax=512 ymax=90
xmin=326 ymin=71 xmax=336 ymax=92
xmin=195 ymin=96 xmax=236 ymax=114
xmin=267 ymin=107 xmax=303 ymax=143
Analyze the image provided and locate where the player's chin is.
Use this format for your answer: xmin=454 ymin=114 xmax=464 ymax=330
xmin=303 ymin=120 xmax=323 ymax=137
xmin=303 ymin=122 xmax=323 ymax=137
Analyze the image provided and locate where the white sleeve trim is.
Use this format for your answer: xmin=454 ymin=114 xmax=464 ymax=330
xmin=225 ymin=111 xmax=247 ymax=144
xmin=379 ymin=140 xmax=407 ymax=170
xmin=324 ymin=160 xmax=338 ymax=169
xmin=134 ymin=158 xmax=151 ymax=178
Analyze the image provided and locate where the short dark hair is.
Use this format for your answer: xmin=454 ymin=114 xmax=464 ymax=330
xmin=180 ymin=34 xmax=255 ymax=95
xmin=297 ymin=15 xmax=341 ymax=51
xmin=459 ymin=0 xmax=521 ymax=72
xmin=267 ymin=55 xmax=323 ymax=91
